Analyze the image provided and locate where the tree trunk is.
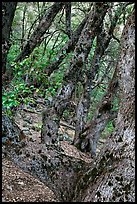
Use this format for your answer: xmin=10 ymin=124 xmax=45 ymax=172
xmin=15 ymin=2 xmax=64 ymax=62
xmin=73 ymin=2 xmax=128 ymax=151
xmin=2 ymin=2 xmax=17 ymax=77
xmin=2 ymin=110 xmax=88 ymax=202
xmin=2 ymin=109 xmax=26 ymax=147
xmin=65 ymin=2 xmax=72 ymax=39
xmin=72 ymin=10 xmax=135 ymax=202
xmin=73 ymin=29 xmax=112 ymax=148
xmin=41 ymin=3 xmax=109 ymax=145
xmin=76 ymin=69 xmax=118 ymax=156
xmin=20 ymin=3 xmax=27 ymax=51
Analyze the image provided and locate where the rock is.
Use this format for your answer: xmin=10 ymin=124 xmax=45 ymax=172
xmin=6 ymin=185 xmax=12 ymax=191
xmin=18 ymin=181 xmax=24 ymax=185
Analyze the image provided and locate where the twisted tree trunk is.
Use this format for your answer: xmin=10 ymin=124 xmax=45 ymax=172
xmin=76 ymin=69 xmax=118 ymax=156
xmin=73 ymin=10 xmax=135 ymax=202
xmin=73 ymin=2 xmax=128 ymax=152
xmin=41 ymin=2 xmax=109 ymax=145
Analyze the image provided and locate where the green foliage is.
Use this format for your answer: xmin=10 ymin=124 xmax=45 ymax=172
xmin=45 ymin=69 xmax=64 ymax=98
xmin=2 ymin=92 xmax=20 ymax=109
xmin=2 ymin=81 xmax=35 ymax=111
xmin=112 ymin=96 xmax=119 ymax=111
xmin=6 ymin=36 xmax=67 ymax=110
xmin=63 ymin=110 xmax=70 ymax=120
xmin=101 ymin=120 xmax=114 ymax=139
xmin=9 ymin=46 xmax=49 ymax=86
xmin=7 ymin=44 xmax=20 ymax=65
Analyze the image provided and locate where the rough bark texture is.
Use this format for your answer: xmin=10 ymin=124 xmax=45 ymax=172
xmin=73 ymin=29 xmax=113 ymax=147
xmin=41 ymin=3 xmax=109 ymax=145
xmin=2 ymin=112 xmax=88 ymax=202
xmin=77 ymin=69 xmax=118 ymax=156
xmin=2 ymin=109 xmax=26 ymax=147
xmin=65 ymin=2 xmax=72 ymax=38
xmin=2 ymin=2 xmax=17 ymax=76
xmin=72 ymin=10 xmax=135 ymax=202
xmin=3 ymin=142 xmax=86 ymax=202
xmin=15 ymin=2 xmax=64 ymax=62
xmin=73 ymin=3 xmax=127 ymax=151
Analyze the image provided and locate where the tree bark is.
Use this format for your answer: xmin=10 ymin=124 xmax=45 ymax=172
xmin=73 ymin=10 xmax=135 ymax=202
xmin=2 ymin=109 xmax=26 ymax=147
xmin=41 ymin=3 xmax=109 ymax=145
xmin=2 ymin=111 xmax=88 ymax=202
xmin=73 ymin=2 xmax=128 ymax=151
xmin=65 ymin=2 xmax=72 ymax=39
xmin=15 ymin=2 xmax=64 ymax=62
xmin=76 ymin=69 xmax=118 ymax=156
xmin=73 ymin=29 xmax=111 ymax=148
xmin=2 ymin=2 xmax=17 ymax=76
xmin=20 ymin=3 xmax=27 ymax=51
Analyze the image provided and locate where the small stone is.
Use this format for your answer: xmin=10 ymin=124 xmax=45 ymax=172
xmin=18 ymin=181 xmax=24 ymax=185
xmin=6 ymin=185 xmax=12 ymax=191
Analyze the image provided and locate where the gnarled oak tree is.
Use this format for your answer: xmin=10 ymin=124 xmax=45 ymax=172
xmin=2 ymin=4 xmax=135 ymax=203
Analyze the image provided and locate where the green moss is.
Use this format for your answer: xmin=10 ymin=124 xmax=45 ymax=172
xmin=101 ymin=121 xmax=114 ymax=139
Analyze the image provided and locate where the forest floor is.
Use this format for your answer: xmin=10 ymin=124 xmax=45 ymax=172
xmin=2 ymin=96 xmax=105 ymax=202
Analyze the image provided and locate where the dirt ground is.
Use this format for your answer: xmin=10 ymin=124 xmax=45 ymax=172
xmin=2 ymin=99 xmax=105 ymax=202
xmin=2 ymin=158 xmax=58 ymax=202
